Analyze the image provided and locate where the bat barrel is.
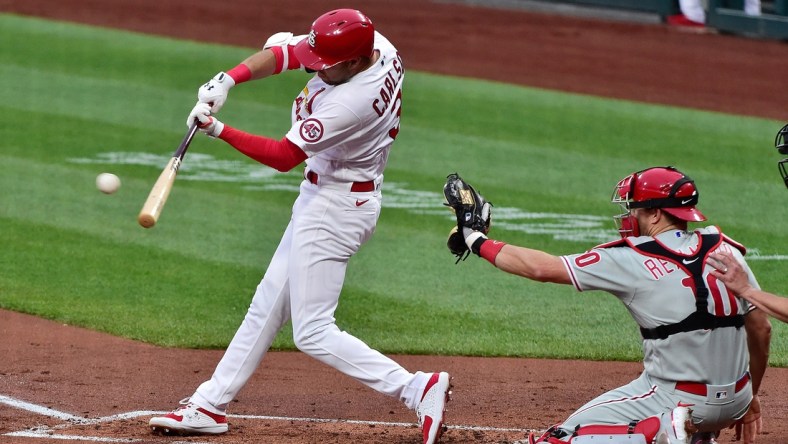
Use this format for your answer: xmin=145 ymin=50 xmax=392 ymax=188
xmin=138 ymin=213 xmax=157 ymax=229
xmin=137 ymin=121 xmax=197 ymax=228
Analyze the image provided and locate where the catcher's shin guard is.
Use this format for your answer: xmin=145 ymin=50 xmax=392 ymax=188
xmin=529 ymin=417 xmax=660 ymax=443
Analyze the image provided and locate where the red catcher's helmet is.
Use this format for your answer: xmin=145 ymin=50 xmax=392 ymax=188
xmin=294 ymin=9 xmax=374 ymax=71
xmin=612 ymin=166 xmax=706 ymax=237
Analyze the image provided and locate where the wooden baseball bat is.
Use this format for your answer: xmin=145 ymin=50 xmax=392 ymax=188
xmin=137 ymin=121 xmax=199 ymax=228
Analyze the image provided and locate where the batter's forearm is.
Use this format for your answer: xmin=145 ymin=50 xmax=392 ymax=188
xmin=219 ymin=126 xmax=307 ymax=172
xmin=235 ymin=50 xmax=278 ymax=80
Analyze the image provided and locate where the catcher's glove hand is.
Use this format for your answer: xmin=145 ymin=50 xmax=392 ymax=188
xmin=447 ymin=226 xmax=468 ymax=262
xmin=443 ymin=173 xmax=492 ymax=262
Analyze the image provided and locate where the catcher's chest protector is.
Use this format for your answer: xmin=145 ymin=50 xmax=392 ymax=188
xmin=609 ymin=234 xmax=744 ymax=340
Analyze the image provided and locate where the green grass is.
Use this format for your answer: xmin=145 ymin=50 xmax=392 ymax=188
xmin=1 ymin=14 xmax=785 ymax=366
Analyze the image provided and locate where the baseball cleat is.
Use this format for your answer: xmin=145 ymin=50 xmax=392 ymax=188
xmin=416 ymin=372 xmax=452 ymax=444
xmin=689 ymin=431 xmax=719 ymax=444
xmin=149 ymin=398 xmax=228 ymax=435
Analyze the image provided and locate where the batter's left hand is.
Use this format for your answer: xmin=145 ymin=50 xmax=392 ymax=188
xmin=729 ymin=395 xmax=762 ymax=443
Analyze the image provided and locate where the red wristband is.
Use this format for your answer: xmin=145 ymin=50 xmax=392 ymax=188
xmin=226 ymin=64 xmax=251 ymax=84
xmin=479 ymin=240 xmax=506 ymax=265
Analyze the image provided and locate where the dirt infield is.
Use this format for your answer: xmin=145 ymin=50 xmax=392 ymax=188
xmin=3 ymin=310 xmax=786 ymax=443
xmin=1 ymin=1 xmax=787 ymax=443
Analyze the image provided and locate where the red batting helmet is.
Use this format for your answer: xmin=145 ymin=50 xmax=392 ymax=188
xmin=294 ymin=9 xmax=375 ymax=71
xmin=612 ymin=166 xmax=706 ymax=237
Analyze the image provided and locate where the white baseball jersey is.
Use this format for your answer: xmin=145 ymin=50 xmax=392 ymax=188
xmin=191 ymin=30 xmax=436 ymax=418
xmin=286 ymin=32 xmax=403 ymax=183
xmin=561 ymin=226 xmax=757 ymax=384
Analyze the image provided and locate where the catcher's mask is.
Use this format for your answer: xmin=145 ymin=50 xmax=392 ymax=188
xmin=775 ymin=124 xmax=788 ymax=188
xmin=611 ymin=166 xmax=706 ymax=238
xmin=293 ymin=9 xmax=374 ymax=71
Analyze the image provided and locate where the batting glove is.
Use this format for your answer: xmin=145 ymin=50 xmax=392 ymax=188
xmin=198 ymin=71 xmax=235 ymax=113
xmin=188 ymin=102 xmax=224 ymax=138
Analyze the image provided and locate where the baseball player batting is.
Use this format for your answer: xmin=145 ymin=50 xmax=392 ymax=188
xmin=148 ymin=9 xmax=451 ymax=444
xmin=444 ymin=167 xmax=771 ymax=444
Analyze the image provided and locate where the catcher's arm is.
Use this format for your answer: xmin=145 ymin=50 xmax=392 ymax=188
xmin=442 ymin=173 xmax=570 ymax=283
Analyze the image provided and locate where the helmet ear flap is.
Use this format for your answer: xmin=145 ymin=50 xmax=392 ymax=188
xmin=616 ymin=212 xmax=640 ymax=238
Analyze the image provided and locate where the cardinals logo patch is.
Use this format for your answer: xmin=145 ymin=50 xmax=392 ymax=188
xmin=299 ymin=118 xmax=324 ymax=143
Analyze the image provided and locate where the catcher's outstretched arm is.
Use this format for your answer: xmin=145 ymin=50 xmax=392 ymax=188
xmin=461 ymin=226 xmax=569 ymax=283
xmin=487 ymin=242 xmax=571 ymax=284
xmin=442 ymin=172 xmax=569 ymax=283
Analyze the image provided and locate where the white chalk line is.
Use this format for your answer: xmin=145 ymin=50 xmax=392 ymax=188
xmin=5 ymin=429 xmax=142 ymax=443
xmin=1 ymin=394 xmax=531 ymax=442
xmin=231 ymin=413 xmax=530 ymax=432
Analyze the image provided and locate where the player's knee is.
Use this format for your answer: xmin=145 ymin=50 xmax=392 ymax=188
xmin=291 ymin=322 xmax=330 ymax=352
xmin=291 ymin=330 xmax=314 ymax=352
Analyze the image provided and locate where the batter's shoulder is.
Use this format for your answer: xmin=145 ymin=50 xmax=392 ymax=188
xmin=373 ymin=31 xmax=397 ymax=53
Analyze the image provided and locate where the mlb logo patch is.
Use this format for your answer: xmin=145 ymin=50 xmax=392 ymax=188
xmin=715 ymin=390 xmax=728 ymax=399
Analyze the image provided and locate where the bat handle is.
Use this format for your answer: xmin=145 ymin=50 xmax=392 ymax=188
xmin=175 ymin=120 xmax=200 ymax=159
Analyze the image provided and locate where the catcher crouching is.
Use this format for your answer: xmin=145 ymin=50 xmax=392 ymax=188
xmin=441 ymin=169 xmax=770 ymax=444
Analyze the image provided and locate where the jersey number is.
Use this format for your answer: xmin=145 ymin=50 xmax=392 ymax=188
xmin=707 ymin=274 xmax=739 ymax=316
xmin=682 ymin=274 xmax=739 ymax=316
xmin=388 ymin=89 xmax=402 ymax=140
xmin=574 ymin=251 xmax=601 ymax=267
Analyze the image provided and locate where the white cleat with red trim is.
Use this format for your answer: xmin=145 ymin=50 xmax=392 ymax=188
xmin=416 ymin=372 xmax=452 ymax=444
xmin=149 ymin=398 xmax=228 ymax=435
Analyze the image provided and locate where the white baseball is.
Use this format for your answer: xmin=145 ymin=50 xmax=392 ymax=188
xmin=96 ymin=173 xmax=121 ymax=194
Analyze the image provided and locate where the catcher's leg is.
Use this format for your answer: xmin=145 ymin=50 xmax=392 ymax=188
xmin=528 ymin=417 xmax=658 ymax=443
xmin=528 ymin=409 xmax=692 ymax=444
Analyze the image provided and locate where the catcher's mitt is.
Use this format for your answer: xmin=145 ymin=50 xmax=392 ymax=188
xmin=443 ymin=173 xmax=491 ymax=262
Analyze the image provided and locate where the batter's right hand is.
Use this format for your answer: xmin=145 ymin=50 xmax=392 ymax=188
xmin=198 ymin=71 xmax=235 ymax=113
xmin=188 ymin=102 xmax=224 ymax=138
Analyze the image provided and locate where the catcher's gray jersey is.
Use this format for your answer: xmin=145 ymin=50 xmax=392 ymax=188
xmin=561 ymin=226 xmax=758 ymax=384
